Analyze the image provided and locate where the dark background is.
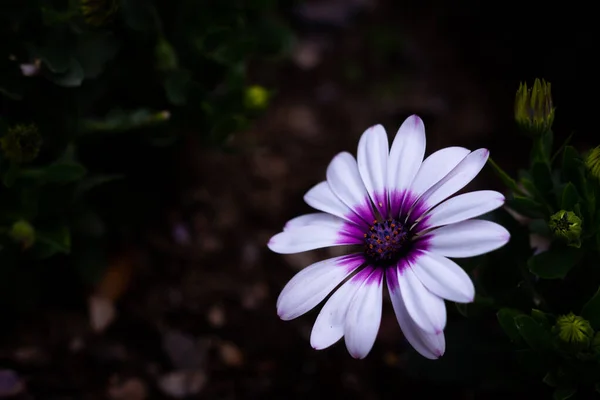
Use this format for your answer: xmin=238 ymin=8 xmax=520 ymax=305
xmin=2 ymin=0 xmax=598 ymax=399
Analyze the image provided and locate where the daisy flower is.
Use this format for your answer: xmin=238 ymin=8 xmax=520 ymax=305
xmin=268 ymin=115 xmax=510 ymax=359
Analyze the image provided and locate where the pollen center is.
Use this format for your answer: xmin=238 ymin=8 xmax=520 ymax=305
xmin=363 ymin=219 xmax=408 ymax=264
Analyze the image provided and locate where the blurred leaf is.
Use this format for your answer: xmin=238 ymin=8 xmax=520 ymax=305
xmin=544 ymin=372 xmax=557 ymax=387
xmin=561 ymin=182 xmax=580 ymax=211
xmin=507 ymin=196 xmax=545 ymax=219
xmin=20 ymin=162 xmax=87 ymax=184
xmin=165 ymin=69 xmax=191 ymax=105
xmin=74 ymin=174 xmax=124 ymax=198
xmin=515 ymin=349 xmax=547 ymax=376
xmin=581 ymin=286 xmax=600 ymax=330
xmin=531 ymin=309 xmax=552 ymax=330
xmin=497 ymin=308 xmax=524 ymax=344
xmin=3 ymin=162 xmax=19 ymax=188
xmin=514 ymin=315 xmax=554 ymax=351
xmin=32 ymin=225 xmax=71 ymax=258
xmin=120 ymin=0 xmax=156 ymax=31
xmin=47 ymin=57 xmax=85 ymax=87
xmin=553 ymin=387 xmax=576 ymax=400
xmin=529 ymin=219 xmax=551 ymax=236
xmin=75 ymin=32 xmax=120 ymax=79
xmin=80 ymin=109 xmax=170 ymax=134
xmin=528 ymin=247 xmax=582 ymax=279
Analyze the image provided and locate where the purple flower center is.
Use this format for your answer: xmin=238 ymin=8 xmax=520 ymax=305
xmin=363 ymin=218 xmax=409 ymax=265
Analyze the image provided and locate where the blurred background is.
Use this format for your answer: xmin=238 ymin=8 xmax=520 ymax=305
xmin=0 ymin=0 xmax=597 ymax=399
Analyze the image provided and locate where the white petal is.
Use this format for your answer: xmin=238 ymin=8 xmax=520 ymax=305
xmin=411 ymin=250 xmax=475 ymax=303
xmin=277 ymin=254 xmax=364 ymax=320
xmin=386 ymin=268 xmax=445 ymax=359
xmin=417 ymin=190 xmax=505 ymax=231
xmin=304 ymin=181 xmax=363 ymax=226
xmin=344 ymin=268 xmax=383 ymax=359
xmin=326 ymin=152 xmax=375 ymax=223
xmin=416 ymin=148 xmax=489 ymax=213
xmin=357 ymin=125 xmax=389 ymax=216
xmin=283 ymin=213 xmax=344 ymax=232
xmin=387 ymin=115 xmax=426 ymax=210
xmin=398 ymin=264 xmax=446 ymax=334
xmin=424 ymin=219 xmax=510 ymax=258
xmin=410 ymin=147 xmax=470 ymax=198
xmin=310 ymin=267 xmax=372 ymax=350
xmin=268 ymin=224 xmax=361 ymax=254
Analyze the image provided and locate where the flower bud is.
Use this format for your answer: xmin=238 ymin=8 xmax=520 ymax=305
xmin=244 ymin=85 xmax=270 ymax=110
xmin=9 ymin=220 xmax=36 ymax=250
xmin=548 ymin=210 xmax=582 ymax=248
xmin=585 ymin=146 xmax=600 ymax=180
xmin=515 ymin=78 xmax=555 ymax=136
xmin=553 ymin=313 xmax=594 ymax=352
xmin=80 ymin=0 xmax=119 ymax=27
xmin=1 ymin=123 xmax=42 ymax=164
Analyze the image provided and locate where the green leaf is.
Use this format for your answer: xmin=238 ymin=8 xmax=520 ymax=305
xmin=531 ymin=309 xmax=552 ymax=330
xmin=497 ymin=308 xmax=524 ymax=344
xmin=532 ymin=161 xmax=553 ymax=196
xmin=562 ymin=146 xmax=584 ymax=193
xmin=528 ymin=247 xmax=582 ymax=279
xmin=553 ymin=387 xmax=576 ymax=400
xmin=551 ymin=132 xmax=574 ymax=164
xmin=581 ymin=286 xmax=600 ymax=330
xmin=561 ymin=182 xmax=580 ymax=211
xmin=514 ymin=314 xmax=554 ymax=351
xmin=487 ymin=157 xmax=523 ymax=195
xmin=506 ymin=196 xmax=545 ymax=218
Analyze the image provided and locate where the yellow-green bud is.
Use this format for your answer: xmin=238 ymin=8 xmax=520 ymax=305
xmin=553 ymin=313 xmax=594 ymax=352
xmin=244 ymin=85 xmax=270 ymax=110
xmin=80 ymin=0 xmax=119 ymax=27
xmin=1 ymin=123 xmax=43 ymax=163
xmin=155 ymin=37 xmax=178 ymax=71
xmin=585 ymin=146 xmax=600 ymax=180
xmin=9 ymin=220 xmax=36 ymax=250
xmin=548 ymin=210 xmax=582 ymax=248
xmin=515 ymin=78 xmax=555 ymax=136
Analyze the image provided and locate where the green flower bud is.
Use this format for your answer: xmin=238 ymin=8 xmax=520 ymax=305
xmin=553 ymin=313 xmax=594 ymax=352
xmin=548 ymin=210 xmax=582 ymax=248
xmin=9 ymin=220 xmax=36 ymax=250
xmin=515 ymin=78 xmax=555 ymax=136
xmin=1 ymin=123 xmax=43 ymax=163
xmin=244 ymin=85 xmax=270 ymax=110
xmin=585 ymin=146 xmax=600 ymax=180
xmin=80 ymin=0 xmax=119 ymax=27
xmin=155 ymin=37 xmax=178 ymax=71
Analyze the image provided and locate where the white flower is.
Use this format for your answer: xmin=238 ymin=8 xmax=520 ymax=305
xmin=268 ymin=115 xmax=510 ymax=359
